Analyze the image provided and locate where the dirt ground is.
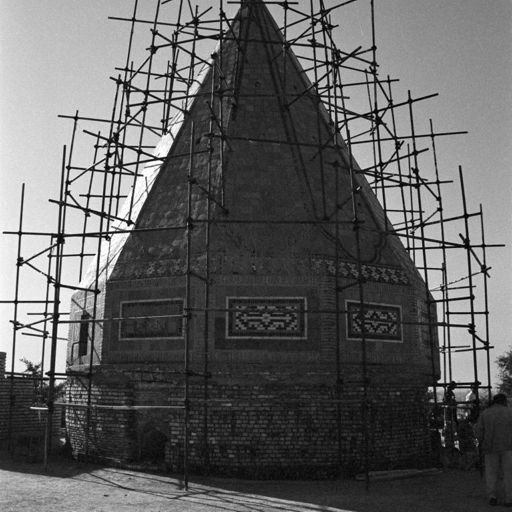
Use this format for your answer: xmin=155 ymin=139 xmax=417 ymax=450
xmin=0 ymin=452 xmax=498 ymax=512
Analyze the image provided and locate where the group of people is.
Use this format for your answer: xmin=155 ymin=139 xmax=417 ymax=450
xmin=440 ymin=381 xmax=479 ymax=458
xmin=441 ymin=382 xmax=512 ymax=506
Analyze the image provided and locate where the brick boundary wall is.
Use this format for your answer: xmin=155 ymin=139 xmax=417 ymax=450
xmin=0 ymin=352 xmax=63 ymax=449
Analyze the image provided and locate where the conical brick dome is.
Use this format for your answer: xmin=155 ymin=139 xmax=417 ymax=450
xmin=104 ymin=0 xmax=408 ymax=283
xmin=66 ymin=0 xmax=438 ymax=478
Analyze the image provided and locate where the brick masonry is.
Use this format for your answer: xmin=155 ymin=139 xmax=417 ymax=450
xmin=65 ymin=0 xmax=440 ymax=478
xmin=0 ymin=352 xmax=62 ymax=448
xmin=65 ymin=264 xmax=437 ymax=477
xmin=65 ymin=362 xmax=432 ymax=477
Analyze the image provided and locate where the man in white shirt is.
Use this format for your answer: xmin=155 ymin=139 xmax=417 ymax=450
xmin=464 ymin=382 xmax=480 ymax=422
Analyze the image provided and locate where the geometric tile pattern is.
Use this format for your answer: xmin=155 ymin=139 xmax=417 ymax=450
xmin=416 ymin=298 xmax=432 ymax=353
xmin=311 ymin=258 xmax=409 ymax=285
xmin=346 ymin=301 xmax=402 ymax=341
xmin=115 ymin=256 xmax=409 ymax=286
xmin=227 ymin=297 xmax=307 ymax=339
xmin=120 ymin=299 xmax=183 ymax=339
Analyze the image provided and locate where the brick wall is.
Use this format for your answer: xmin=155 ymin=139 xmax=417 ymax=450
xmin=65 ymin=363 xmax=431 ymax=478
xmin=0 ymin=352 xmax=63 ymax=446
xmin=174 ymin=368 xmax=431 ymax=477
xmin=65 ymin=262 xmax=437 ymax=478
xmin=0 ymin=351 xmax=5 ymax=377
xmin=65 ymin=372 xmax=134 ymax=463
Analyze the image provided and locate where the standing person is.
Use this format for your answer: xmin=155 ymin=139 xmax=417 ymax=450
xmin=465 ymin=382 xmax=481 ymax=422
xmin=476 ymin=393 xmax=512 ymax=506
xmin=443 ymin=381 xmax=458 ymax=449
xmin=444 ymin=381 xmax=458 ymax=417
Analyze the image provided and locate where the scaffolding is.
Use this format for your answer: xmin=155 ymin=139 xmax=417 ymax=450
xmin=1 ymin=0 xmax=502 ymax=487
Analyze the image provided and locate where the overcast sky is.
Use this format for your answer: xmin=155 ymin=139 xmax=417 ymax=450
xmin=0 ymin=0 xmax=510 ymax=388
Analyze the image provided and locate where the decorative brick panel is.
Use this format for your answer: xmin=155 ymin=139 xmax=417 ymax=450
xmin=346 ymin=301 xmax=402 ymax=342
xmin=226 ymin=297 xmax=307 ymax=339
xmin=120 ymin=299 xmax=184 ymax=340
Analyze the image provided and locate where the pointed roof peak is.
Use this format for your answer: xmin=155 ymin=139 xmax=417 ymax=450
xmin=238 ymin=0 xmax=273 ymax=17
xmin=83 ymin=0 xmax=418 ymax=285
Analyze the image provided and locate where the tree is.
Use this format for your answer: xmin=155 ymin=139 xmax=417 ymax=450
xmin=20 ymin=357 xmax=42 ymax=376
xmin=496 ymin=348 xmax=512 ymax=396
xmin=20 ymin=357 xmax=46 ymax=403
xmin=19 ymin=358 xmax=65 ymax=404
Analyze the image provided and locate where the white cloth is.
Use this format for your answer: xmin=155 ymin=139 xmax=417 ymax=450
xmin=465 ymin=391 xmax=476 ymax=403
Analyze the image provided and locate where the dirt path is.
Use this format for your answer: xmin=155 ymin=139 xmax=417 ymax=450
xmin=0 ymin=454 xmax=492 ymax=512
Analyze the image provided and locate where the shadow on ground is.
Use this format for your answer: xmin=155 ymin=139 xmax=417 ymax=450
xmin=0 ymin=448 xmax=93 ymax=478
xmin=0 ymin=451 xmax=489 ymax=512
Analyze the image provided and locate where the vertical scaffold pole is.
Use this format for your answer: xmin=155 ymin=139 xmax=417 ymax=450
xmin=7 ymin=183 xmax=25 ymax=452
xmin=369 ymin=0 xmax=389 ymax=218
xmin=127 ymin=0 xmax=162 ymax=221
xmin=281 ymin=0 xmax=288 ymax=98
xmin=84 ymin=77 xmax=123 ymax=461
xmin=330 ymin=33 xmax=343 ymax=474
xmin=184 ymin=121 xmax=195 ymax=490
xmin=406 ymin=146 xmax=417 ymax=264
xmin=218 ymin=0 xmax=226 ymax=207
xmin=386 ymin=78 xmax=411 ymax=254
xmin=407 ymin=92 xmax=438 ymax=393
xmin=459 ymin=166 xmax=479 ymax=389
xmin=201 ymin=47 xmax=219 ymax=474
xmin=430 ymin=118 xmax=450 ymax=393
xmin=110 ymin=1 xmax=139 ymax=220
xmin=479 ymin=205 xmax=492 ymax=403
xmin=338 ymin=65 xmax=370 ymax=491
xmin=44 ymin=146 xmax=67 ymax=469
xmin=40 ymin=251 xmax=54 ymax=399
xmin=78 ymin=132 xmax=101 ymax=282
